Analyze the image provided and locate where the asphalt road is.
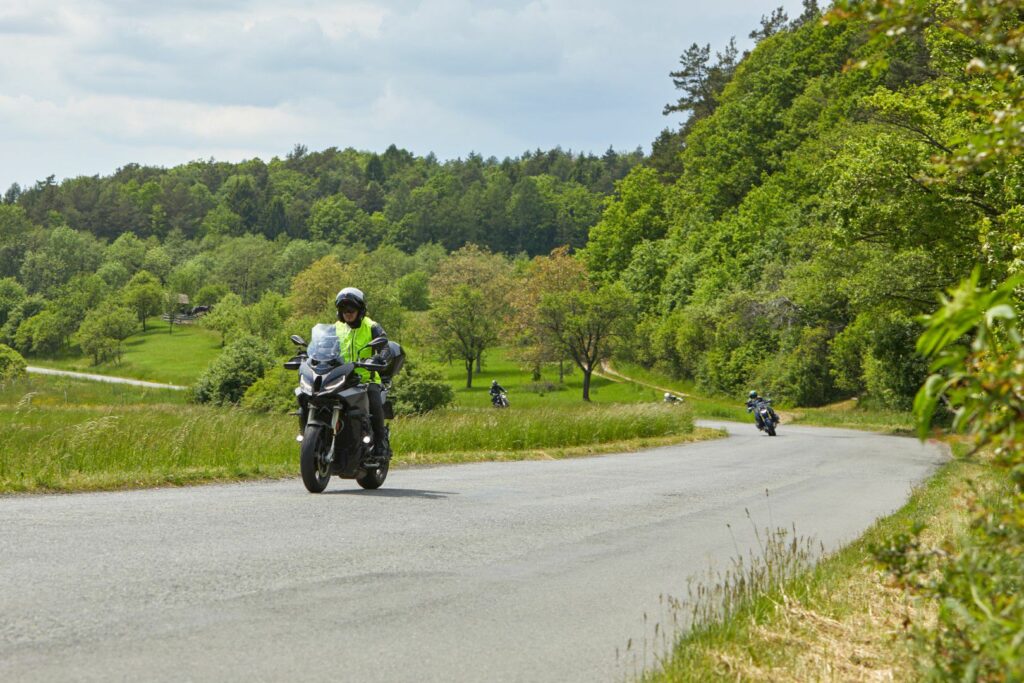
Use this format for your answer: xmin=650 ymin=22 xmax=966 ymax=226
xmin=0 ymin=421 xmax=945 ymax=682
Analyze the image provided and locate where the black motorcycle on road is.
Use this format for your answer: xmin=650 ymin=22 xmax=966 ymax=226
xmin=284 ymin=324 xmax=405 ymax=493
xmin=748 ymin=397 xmax=779 ymax=437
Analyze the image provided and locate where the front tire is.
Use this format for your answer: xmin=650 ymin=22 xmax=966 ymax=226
xmin=767 ymin=422 xmax=777 ymax=437
xmin=300 ymin=424 xmax=331 ymax=493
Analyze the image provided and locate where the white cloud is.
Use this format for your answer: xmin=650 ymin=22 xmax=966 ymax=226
xmin=0 ymin=0 xmax=810 ymax=187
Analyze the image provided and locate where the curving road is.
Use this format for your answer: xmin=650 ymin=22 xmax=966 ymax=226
xmin=0 ymin=422 xmax=945 ymax=682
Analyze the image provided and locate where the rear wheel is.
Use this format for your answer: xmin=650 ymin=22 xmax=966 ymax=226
xmin=357 ymin=426 xmax=390 ymax=490
xmin=357 ymin=460 xmax=389 ymax=489
xmin=300 ymin=424 xmax=331 ymax=493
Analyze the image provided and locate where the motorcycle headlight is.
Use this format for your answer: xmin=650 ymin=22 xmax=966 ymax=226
xmin=323 ymin=376 xmax=346 ymax=393
xmin=299 ymin=374 xmax=313 ymax=394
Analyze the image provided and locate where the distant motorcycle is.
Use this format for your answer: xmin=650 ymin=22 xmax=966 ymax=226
xmin=491 ymin=392 xmax=510 ymax=408
xmin=748 ymin=397 xmax=778 ymax=436
xmin=284 ymin=324 xmax=405 ymax=493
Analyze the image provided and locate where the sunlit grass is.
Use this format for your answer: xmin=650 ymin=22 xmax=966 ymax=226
xmin=0 ymin=375 xmax=186 ymax=406
xmin=435 ymin=349 xmax=661 ymax=408
xmin=29 ymin=316 xmax=222 ymax=386
xmin=0 ymin=376 xmax=700 ymax=493
xmin=394 ymin=403 xmax=694 ymax=454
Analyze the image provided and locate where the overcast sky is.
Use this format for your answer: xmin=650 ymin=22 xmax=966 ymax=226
xmin=0 ymin=0 xmax=806 ymax=188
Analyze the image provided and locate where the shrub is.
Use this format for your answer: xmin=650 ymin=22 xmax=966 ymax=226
xmin=0 ymin=344 xmax=26 ymax=382
xmin=862 ymin=312 xmax=928 ymax=411
xmin=873 ymin=272 xmax=1024 ymax=679
xmin=389 ymin=361 xmax=454 ymax=415
xmin=241 ymin=365 xmax=295 ymax=413
xmin=193 ymin=335 xmax=273 ymax=406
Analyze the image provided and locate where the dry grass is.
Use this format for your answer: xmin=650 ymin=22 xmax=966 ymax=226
xmin=648 ymin=456 xmax=985 ymax=683
xmin=703 ymin=569 xmax=924 ymax=682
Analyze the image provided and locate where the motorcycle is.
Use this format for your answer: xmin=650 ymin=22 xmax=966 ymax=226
xmin=491 ymin=392 xmax=509 ymax=408
xmin=749 ymin=397 xmax=778 ymax=437
xmin=284 ymin=324 xmax=405 ymax=493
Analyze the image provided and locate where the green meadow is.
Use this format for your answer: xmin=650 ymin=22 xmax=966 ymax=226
xmin=30 ymin=317 xmax=222 ymax=386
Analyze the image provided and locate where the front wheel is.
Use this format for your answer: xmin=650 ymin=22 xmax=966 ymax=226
xmin=300 ymin=424 xmax=331 ymax=493
xmin=767 ymin=422 xmax=777 ymax=437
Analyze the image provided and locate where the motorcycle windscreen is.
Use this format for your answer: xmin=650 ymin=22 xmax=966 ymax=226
xmin=307 ymin=323 xmax=342 ymax=364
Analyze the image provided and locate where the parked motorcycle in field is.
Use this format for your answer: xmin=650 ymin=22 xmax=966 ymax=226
xmin=284 ymin=324 xmax=405 ymax=493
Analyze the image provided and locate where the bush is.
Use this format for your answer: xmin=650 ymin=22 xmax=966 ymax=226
xmin=389 ymin=361 xmax=454 ymax=415
xmin=241 ymin=365 xmax=295 ymax=413
xmin=862 ymin=312 xmax=928 ymax=411
xmin=758 ymin=326 xmax=836 ymax=406
xmin=193 ymin=335 xmax=273 ymax=406
xmin=0 ymin=343 xmax=26 ymax=382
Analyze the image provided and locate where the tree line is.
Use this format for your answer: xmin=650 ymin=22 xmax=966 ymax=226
xmin=3 ymin=145 xmax=641 ymax=258
xmin=584 ymin=0 xmax=1022 ymax=411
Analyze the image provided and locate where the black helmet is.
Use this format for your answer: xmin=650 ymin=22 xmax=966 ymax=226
xmin=748 ymin=390 xmax=758 ymax=399
xmin=335 ymin=287 xmax=366 ymax=326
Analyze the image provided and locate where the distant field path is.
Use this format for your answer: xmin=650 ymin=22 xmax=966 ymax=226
xmin=25 ymin=366 xmax=186 ymax=391
xmin=599 ymin=360 xmax=688 ymax=397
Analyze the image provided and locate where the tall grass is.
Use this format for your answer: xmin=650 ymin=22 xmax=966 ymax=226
xmin=0 ymin=376 xmax=186 ymax=406
xmin=0 ymin=392 xmax=696 ymax=492
xmin=0 ymin=404 xmax=297 ymax=492
xmin=394 ymin=403 xmax=694 ymax=455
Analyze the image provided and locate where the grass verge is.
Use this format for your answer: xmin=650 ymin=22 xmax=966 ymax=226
xmin=645 ymin=445 xmax=983 ymax=682
xmin=0 ymin=377 xmax=713 ymax=493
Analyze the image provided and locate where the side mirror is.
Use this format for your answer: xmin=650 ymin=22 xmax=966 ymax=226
xmin=362 ymin=336 xmax=388 ymax=351
xmin=283 ymin=360 xmax=301 ymax=370
xmin=290 ymin=335 xmax=307 ymax=347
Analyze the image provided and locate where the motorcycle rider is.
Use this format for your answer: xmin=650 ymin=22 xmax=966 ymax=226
xmin=489 ymin=379 xmax=507 ymax=405
xmin=335 ymin=287 xmax=390 ymax=460
xmin=745 ymin=390 xmax=779 ymax=430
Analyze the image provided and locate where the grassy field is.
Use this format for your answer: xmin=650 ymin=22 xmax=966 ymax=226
xmin=646 ymin=448 xmax=980 ymax=682
xmin=0 ymin=374 xmax=708 ymax=493
xmin=437 ymin=352 xmax=660 ymax=408
xmin=30 ymin=316 xmax=222 ymax=386
xmin=0 ymin=375 xmax=186 ymax=407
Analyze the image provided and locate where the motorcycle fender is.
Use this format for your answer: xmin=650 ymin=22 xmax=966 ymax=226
xmin=306 ymin=405 xmax=334 ymax=428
